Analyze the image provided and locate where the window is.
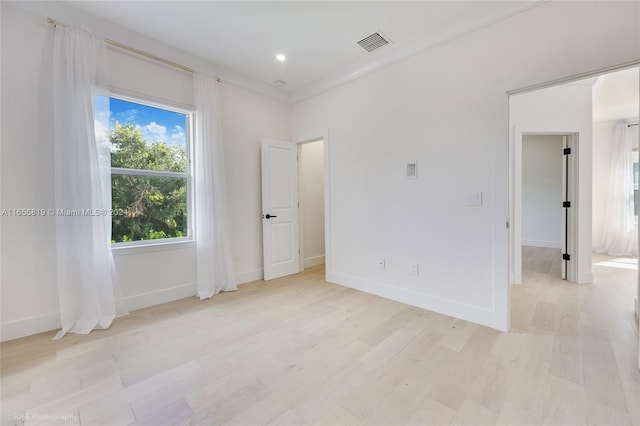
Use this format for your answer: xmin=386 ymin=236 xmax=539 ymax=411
xmin=95 ymin=95 xmax=191 ymax=244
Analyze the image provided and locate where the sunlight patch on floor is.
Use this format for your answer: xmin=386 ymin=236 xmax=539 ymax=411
xmin=594 ymin=257 xmax=638 ymax=270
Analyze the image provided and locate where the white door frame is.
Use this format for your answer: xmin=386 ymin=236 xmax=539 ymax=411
xmin=295 ymin=131 xmax=331 ymax=276
xmin=510 ymin=130 xmax=579 ymax=284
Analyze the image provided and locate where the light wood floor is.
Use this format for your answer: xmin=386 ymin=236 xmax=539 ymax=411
xmin=1 ymin=252 xmax=638 ymax=426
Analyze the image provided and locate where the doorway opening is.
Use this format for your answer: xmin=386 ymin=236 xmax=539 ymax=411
xmin=521 ymin=134 xmax=567 ymax=281
xmin=508 ymin=64 xmax=639 ymax=338
xmin=261 ymin=135 xmax=329 ymax=281
xmin=511 ymin=127 xmax=580 ymax=285
xmin=298 ymin=138 xmax=326 ymax=271
xmin=509 ymin=72 xmax=593 ymax=286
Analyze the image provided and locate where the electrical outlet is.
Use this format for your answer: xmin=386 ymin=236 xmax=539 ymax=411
xmin=411 ymin=264 xmax=419 ymax=276
xmin=378 ymin=258 xmax=386 ymax=270
xmin=233 ymin=252 xmax=240 ymax=262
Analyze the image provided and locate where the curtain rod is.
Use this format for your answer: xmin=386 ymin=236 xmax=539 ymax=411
xmin=46 ymin=17 xmax=220 ymax=82
xmin=629 ymin=123 xmax=639 ymax=127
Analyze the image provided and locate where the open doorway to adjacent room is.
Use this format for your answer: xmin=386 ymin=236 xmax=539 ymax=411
xmin=508 ymin=65 xmax=639 ymax=341
xmin=298 ymin=138 xmax=326 ymax=271
xmin=520 ymin=133 xmax=566 ymax=281
xmin=260 ymin=136 xmax=327 ymax=281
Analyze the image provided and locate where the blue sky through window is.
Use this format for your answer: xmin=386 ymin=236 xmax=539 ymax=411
xmin=95 ymin=96 xmax=187 ymax=148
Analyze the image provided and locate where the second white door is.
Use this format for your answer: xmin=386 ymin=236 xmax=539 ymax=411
xmin=261 ymin=138 xmax=300 ymax=280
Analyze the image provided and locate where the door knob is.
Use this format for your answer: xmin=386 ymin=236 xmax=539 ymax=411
xmin=265 ymin=214 xmax=277 ymax=219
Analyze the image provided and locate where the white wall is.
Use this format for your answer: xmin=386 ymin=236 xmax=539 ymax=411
xmin=510 ymin=82 xmax=595 ymax=284
xmin=292 ymin=1 xmax=639 ymax=330
xmin=301 ymin=141 xmax=325 ymax=268
xmin=522 ymin=135 xmax=563 ymax=248
xmin=0 ymin=3 xmax=291 ymax=341
xmin=1 ymin=4 xmax=59 ymax=337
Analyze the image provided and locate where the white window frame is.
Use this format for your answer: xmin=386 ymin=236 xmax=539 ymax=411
xmin=100 ymin=92 xmax=195 ymax=248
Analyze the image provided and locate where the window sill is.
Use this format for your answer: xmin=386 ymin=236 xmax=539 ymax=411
xmin=111 ymin=238 xmax=195 ymax=256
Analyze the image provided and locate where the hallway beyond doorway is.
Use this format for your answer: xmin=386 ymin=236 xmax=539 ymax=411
xmin=522 ymin=245 xmax=562 ymax=281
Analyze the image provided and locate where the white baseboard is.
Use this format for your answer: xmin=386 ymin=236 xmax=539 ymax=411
xmin=326 ymin=271 xmax=496 ymax=330
xmin=236 ymin=268 xmax=264 ymax=285
xmin=1 ymin=313 xmax=61 ymax=342
xmin=304 ymin=255 xmax=325 ymax=268
xmin=2 ymin=267 xmax=501 ymax=342
xmin=522 ymin=240 xmax=562 ymax=249
xmin=1 ymin=269 xmax=267 ymax=342
xmin=0 ymin=283 xmax=198 ymax=342
xmin=124 ymin=282 xmax=196 ymax=311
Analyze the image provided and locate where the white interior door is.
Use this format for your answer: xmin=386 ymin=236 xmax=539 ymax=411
xmin=261 ymin=138 xmax=300 ymax=280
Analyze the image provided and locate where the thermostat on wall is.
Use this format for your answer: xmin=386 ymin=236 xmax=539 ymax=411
xmin=406 ymin=162 xmax=418 ymax=179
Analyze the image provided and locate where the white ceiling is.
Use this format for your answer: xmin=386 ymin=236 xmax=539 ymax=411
xmin=61 ymin=1 xmax=539 ymax=101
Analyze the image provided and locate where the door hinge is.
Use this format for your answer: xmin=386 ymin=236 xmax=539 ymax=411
xmin=562 ymin=201 xmax=571 ymax=208
xmin=562 ymin=253 xmax=571 ymax=261
xmin=563 ymin=148 xmax=571 ymax=155
xmin=506 ymin=221 xmax=509 ymax=229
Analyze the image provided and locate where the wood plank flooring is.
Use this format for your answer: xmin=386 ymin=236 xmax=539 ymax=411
xmin=1 ymin=251 xmax=638 ymax=425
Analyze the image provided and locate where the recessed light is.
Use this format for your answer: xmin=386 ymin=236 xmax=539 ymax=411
xmin=276 ymin=53 xmax=286 ymax=62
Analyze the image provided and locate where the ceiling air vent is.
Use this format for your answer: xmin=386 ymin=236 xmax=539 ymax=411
xmin=357 ymin=32 xmax=390 ymax=52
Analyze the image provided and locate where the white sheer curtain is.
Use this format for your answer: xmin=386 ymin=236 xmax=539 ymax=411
xmin=596 ymin=123 xmax=638 ymax=257
xmin=53 ymin=25 xmax=127 ymax=339
xmin=193 ymin=72 xmax=237 ymax=298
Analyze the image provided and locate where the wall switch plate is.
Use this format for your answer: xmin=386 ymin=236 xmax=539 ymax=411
xmin=411 ymin=264 xmax=419 ymax=276
xmin=378 ymin=258 xmax=386 ymax=270
xmin=466 ymin=192 xmax=482 ymax=206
